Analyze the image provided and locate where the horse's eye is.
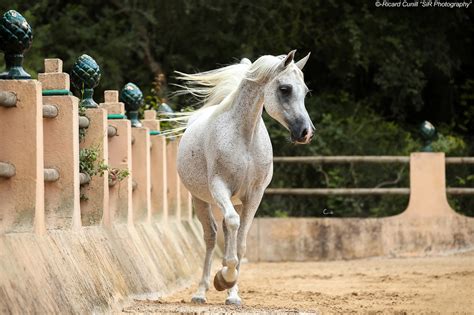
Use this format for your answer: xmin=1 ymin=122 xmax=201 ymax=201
xmin=279 ymin=85 xmax=292 ymax=96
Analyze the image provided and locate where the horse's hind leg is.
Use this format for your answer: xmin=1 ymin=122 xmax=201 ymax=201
xmin=191 ymin=196 xmax=217 ymax=304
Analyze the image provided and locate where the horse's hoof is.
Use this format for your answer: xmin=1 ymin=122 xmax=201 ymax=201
xmin=191 ymin=296 xmax=207 ymax=304
xmin=213 ymin=270 xmax=237 ymax=291
xmin=225 ymin=297 xmax=242 ymax=306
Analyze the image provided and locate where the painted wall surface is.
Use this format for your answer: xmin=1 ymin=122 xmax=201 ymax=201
xmin=245 ymin=215 xmax=474 ymax=262
xmin=0 ymin=220 xmax=205 ymax=313
xmin=0 ymin=66 xmax=198 ymax=313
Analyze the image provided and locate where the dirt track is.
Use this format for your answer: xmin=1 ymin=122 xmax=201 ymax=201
xmin=123 ymin=250 xmax=474 ymax=314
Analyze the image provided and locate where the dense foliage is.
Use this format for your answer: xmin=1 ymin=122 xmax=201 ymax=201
xmin=1 ymin=1 xmax=472 ymax=217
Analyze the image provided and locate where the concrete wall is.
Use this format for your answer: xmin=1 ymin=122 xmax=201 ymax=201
xmin=0 ymin=60 xmax=200 ymax=313
xmin=245 ymin=153 xmax=474 ymax=262
xmin=0 ymin=220 xmax=204 ymax=313
xmin=245 ymin=215 xmax=474 ymax=262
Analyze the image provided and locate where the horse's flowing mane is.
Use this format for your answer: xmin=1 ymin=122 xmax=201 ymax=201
xmin=161 ymin=54 xmax=285 ymax=137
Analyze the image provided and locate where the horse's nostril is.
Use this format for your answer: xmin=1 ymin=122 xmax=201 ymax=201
xmin=300 ymin=128 xmax=308 ymax=139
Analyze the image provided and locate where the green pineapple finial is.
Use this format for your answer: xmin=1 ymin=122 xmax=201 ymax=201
xmin=158 ymin=102 xmax=174 ymax=116
xmin=120 ymin=82 xmax=144 ymax=128
xmin=419 ymin=120 xmax=436 ymax=152
xmin=0 ymin=10 xmax=33 ymax=79
xmin=71 ymin=54 xmax=101 ymax=108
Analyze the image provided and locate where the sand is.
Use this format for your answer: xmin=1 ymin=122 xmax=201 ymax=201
xmin=123 ymin=250 xmax=474 ymax=314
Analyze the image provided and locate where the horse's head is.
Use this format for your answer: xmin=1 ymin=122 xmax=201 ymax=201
xmin=263 ymin=50 xmax=314 ymax=144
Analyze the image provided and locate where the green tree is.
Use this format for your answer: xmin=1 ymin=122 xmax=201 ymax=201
xmin=1 ymin=1 xmax=472 ymax=216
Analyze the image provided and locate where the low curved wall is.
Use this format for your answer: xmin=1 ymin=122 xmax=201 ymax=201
xmin=245 ymin=214 xmax=474 ymax=261
xmin=245 ymin=153 xmax=474 ymax=261
xmin=0 ymin=219 xmax=205 ymax=313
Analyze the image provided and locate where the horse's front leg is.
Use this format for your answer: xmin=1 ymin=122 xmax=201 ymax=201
xmin=210 ymin=178 xmax=240 ymax=291
xmin=226 ymin=189 xmax=265 ymax=305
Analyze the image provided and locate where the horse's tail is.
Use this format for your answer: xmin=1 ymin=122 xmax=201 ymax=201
xmin=160 ymin=58 xmax=252 ymax=137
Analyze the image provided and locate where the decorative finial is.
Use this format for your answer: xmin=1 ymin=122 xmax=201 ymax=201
xmin=0 ymin=10 xmax=33 ymax=79
xmin=71 ymin=54 xmax=101 ymax=108
xmin=419 ymin=120 xmax=436 ymax=152
xmin=158 ymin=102 xmax=174 ymax=115
xmin=120 ymin=82 xmax=144 ymax=128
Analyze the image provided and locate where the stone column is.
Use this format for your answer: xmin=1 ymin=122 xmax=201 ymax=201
xmin=131 ymin=127 xmax=152 ymax=223
xmin=403 ymin=152 xmax=455 ymax=218
xmin=120 ymin=83 xmax=151 ymax=224
xmin=166 ymin=139 xmax=181 ymax=219
xmin=38 ymin=58 xmax=81 ymax=230
xmin=79 ymin=108 xmax=109 ymax=226
xmin=180 ymin=177 xmax=193 ymax=220
xmin=100 ymin=91 xmax=132 ymax=226
xmin=0 ymin=80 xmax=45 ymax=234
xmin=142 ymin=110 xmax=168 ymax=221
xmin=70 ymin=54 xmax=108 ymax=226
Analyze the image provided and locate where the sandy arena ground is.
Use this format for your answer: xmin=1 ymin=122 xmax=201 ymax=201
xmin=123 ymin=250 xmax=474 ymax=314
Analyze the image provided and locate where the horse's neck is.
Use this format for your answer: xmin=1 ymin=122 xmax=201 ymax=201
xmin=229 ymin=80 xmax=264 ymax=142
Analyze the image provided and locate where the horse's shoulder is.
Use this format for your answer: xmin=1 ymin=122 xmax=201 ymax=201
xmin=187 ymin=106 xmax=218 ymax=126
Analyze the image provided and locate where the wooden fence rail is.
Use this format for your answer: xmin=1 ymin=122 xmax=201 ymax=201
xmin=267 ymin=155 xmax=474 ymax=196
xmin=265 ymin=187 xmax=474 ymax=195
xmin=273 ymin=156 xmax=474 ymax=164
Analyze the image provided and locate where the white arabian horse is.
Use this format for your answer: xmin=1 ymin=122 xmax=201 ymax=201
xmin=175 ymin=50 xmax=314 ymax=305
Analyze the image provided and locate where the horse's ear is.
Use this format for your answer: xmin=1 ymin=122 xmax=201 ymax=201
xmin=281 ymin=50 xmax=297 ymax=68
xmin=296 ymin=52 xmax=311 ymax=70
xmin=240 ymin=58 xmax=251 ymax=65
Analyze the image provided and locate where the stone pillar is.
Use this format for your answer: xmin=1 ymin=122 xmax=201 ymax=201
xmin=100 ymin=91 xmax=132 ymax=226
xmin=38 ymin=58 xmax=81 ymax=230
xmin=131 ymin=127 xmax=152 ymax=223
xmin=180 ymin=178 xmax=193 ymax=220
xmin=403 ymin=152 xmax=455 ymax=218
xmin=79 ymin=108 xmax=109 ymax=226
xmin=0 ymin=80 xmax=45 ymax=234
xmin=120 ymin=82 xmax=151 ymax=224
xmin=166 ymin=139 xmax=181 ymax=219
xmin=142 ymin=110 xmax=168 ymax=221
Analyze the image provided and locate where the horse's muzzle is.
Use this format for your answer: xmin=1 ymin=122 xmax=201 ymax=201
xmin=290 ymin=125 xmax=314 ymax=144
